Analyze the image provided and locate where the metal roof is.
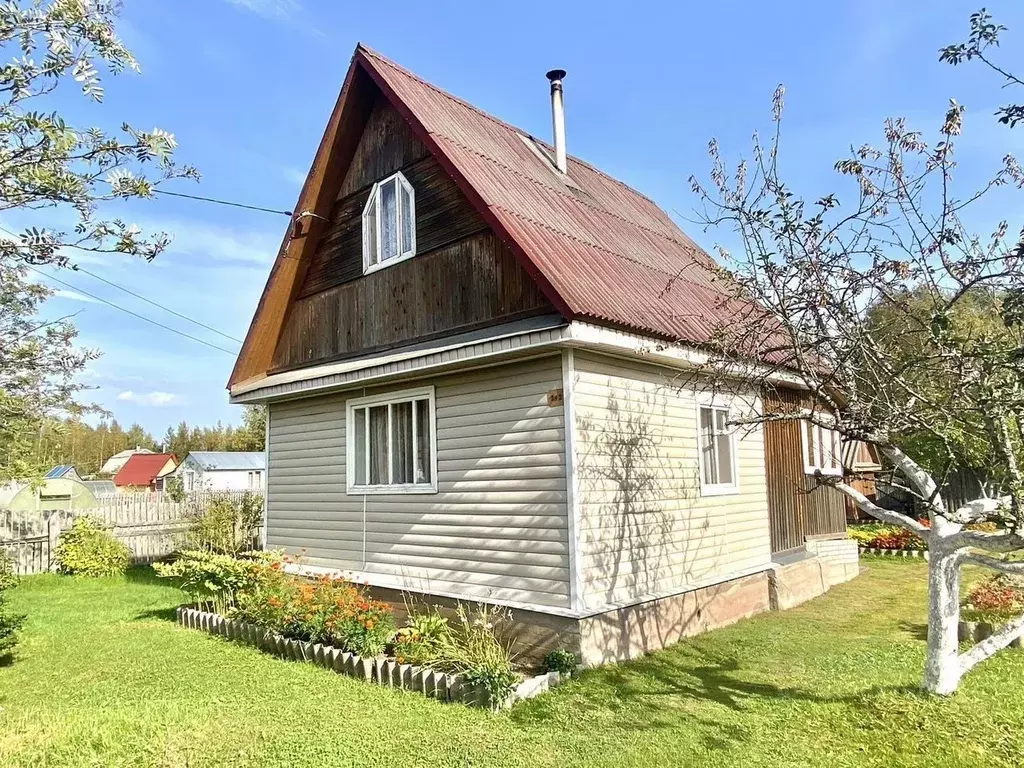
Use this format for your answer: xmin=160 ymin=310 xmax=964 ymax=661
xmin=186 ymin=452 xmax=266 ymax=471
xmin=357 ymin=45 xmax=750 ymax=349
xmin=113 ymin=453 xmax=177 ymax=487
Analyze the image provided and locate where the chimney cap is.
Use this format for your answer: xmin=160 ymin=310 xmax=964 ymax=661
xmin=546 ymin=69 xmax=567 ymax=82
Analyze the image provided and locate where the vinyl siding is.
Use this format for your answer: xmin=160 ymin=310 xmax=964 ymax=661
xmin=572 ymin=352 xmax=772 ymax=610
xmin=267 ymin=356 xmax=570 ymax=609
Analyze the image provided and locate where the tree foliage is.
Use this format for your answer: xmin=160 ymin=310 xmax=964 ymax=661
xmin=0 ymin=1 xmax=198 ymax=482
xmin=687 ymin=8 xmax=1024 ymax=694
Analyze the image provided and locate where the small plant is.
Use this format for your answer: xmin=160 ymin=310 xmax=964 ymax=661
xmin=544 ymin=649 xmax=578 ymax=675
xmin=182 ymin=492 xmax=263 ymax=555
xmin=963 ymin=575 xmax=1024 ymax=622
xmin=463 ymin=663 xmax=520 ymax=709
xmin=164 ymin=475 xmax=186 ymax=503
xmin=0 ymin=551 xmax=18 ymax=591
xmin=394 ymin=609 xmax=452 ymax=665
xmin=432 ymin=603 xmax=520 ymax=707
xmin=54 ymin=517 xmax=131 ymax=577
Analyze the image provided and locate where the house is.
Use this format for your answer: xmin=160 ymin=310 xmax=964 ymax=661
xmin=99 ymin=447 xmax=154 ymax=477
xmin=45 ymin=465 xmax=82 ymax=482
xmin=172 ymin=452 xmax=266 ymax=492
xmin=113 ymin=453 xmax=178 ymax=493
xmin=228 ymin=46 xmax=860 ymax=665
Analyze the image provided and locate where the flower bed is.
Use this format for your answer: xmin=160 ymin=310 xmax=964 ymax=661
xmin=175 ymin=605 xmax=567 ymax=709
xmin=848 ymin=523 xmax=927 ymax=552
xmin=959 ymin=574 xmax=1024 ymax=648
xmin=157 ymin=550 xmax=573 ymax=710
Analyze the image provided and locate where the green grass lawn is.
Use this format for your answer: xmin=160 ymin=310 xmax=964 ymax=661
xmin=1 ymin=560 xmax=1023 ymax=768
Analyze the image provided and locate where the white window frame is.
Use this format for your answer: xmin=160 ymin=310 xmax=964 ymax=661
xmin=362 ymin=170 xmax=416 ymax=275
xmin=346 ymin=385 xmax=438 ymax=495
xmin=184 ymin=470 xmax=195 ymax=493
xmin=801 ymin=419 xmax=843 ymax=476
xmin=696 ymin=401 xmax=740 ymax=496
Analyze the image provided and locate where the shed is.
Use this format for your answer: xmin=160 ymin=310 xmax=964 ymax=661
xmin=172 ymin=452 xmax=266 ymax=492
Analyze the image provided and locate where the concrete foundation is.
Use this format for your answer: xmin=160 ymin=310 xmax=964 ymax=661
xmin=364 ymin=540 xmax=861 ymax=670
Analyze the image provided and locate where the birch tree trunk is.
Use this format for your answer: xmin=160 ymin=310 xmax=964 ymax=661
xmin=922 ymin=545 xmax=963 ymax=695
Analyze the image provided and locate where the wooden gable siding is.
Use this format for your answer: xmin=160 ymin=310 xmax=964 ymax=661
xmin=273 ymin=95 xmax=555 ymax=372
xmin=762 ymin=387 xmax=846 ymax=554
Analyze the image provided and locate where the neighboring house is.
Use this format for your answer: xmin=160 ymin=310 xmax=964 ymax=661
xmin=99 ymin=447 xmax=155 ymax=477
xmin=113 ymin=453 xmax=178 ymax=492
xmin=172 ymin=452 xmax=266 ymax=492
xmin=227 ymin=46 xmax=861 ymax=665
xmin=0 ymin=478 xmax=99 ymax=511
xmin=45 ymin=465 xmax=82 ymax=482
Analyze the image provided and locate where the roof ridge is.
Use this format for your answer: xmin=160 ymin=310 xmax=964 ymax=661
xmin=356 ymin=44 xmax=664 ymax=208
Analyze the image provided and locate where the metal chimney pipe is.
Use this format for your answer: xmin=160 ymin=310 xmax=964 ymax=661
xmin=546 ymin=69 xmax=567 ymax=173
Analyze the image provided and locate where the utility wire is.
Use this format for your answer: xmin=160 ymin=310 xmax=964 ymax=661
xmin=0 ymin=224 xmax=244 ymax=345
xmin=154 ymin=189 xmax=293 ymax=217
xmin=22 ymin=263 xmax=239 ymax=356
xmin=69 ymin=264 xmax=244 ymax=344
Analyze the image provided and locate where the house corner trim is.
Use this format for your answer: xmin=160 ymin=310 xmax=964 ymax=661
xmin=562 ymin=347 xmax=583 ymax=612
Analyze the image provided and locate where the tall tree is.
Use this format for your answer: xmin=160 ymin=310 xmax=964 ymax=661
xmin=687 ymin=9 xmax=1024 ymax=694
xmin=0 ymin=1 xmax=195 ymax=481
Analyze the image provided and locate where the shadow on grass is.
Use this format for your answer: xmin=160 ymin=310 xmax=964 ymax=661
xmin=898 ymin=620 xmax=929 ymax=642
xmin=123 ymin=564 xmax=163 ymax=586
xmin=134 ymin=606 xmax=181 ymax=623
xmin=512 ymin=643 xmax=922 ymax=747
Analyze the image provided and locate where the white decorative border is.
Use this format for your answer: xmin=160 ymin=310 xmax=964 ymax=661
xmin=858 ymin=546 xmax=929 ymax=560
xmin=175 ymin=606 xmax=567 ymax=710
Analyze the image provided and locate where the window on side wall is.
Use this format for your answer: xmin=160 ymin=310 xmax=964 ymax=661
xmin=697 ymin=404 xmax=738 ymax=495
xmin=802 ymin=420 xmax=843 ymax=476
xmin=346 ymin=386 xmax=437 ymax=494
xmin=362 ymin=171 xmax=416 ymax=274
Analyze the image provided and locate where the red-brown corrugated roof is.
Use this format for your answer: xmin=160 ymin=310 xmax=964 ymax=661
xmin=356 ymin=45 xmax=748 ymax=347
xmin=113 ymin=453 xmax=176 ymax=487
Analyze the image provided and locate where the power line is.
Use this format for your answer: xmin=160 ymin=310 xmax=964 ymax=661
xmin=154 ymin=189 xmax=293 ymax=217
xmin=22 ymin=263 xmax=239 ymax=356
xmin=69 ymin=264 xmax=244 ymax=344
xmin=0 ymin=224 xmax=244 ymax=345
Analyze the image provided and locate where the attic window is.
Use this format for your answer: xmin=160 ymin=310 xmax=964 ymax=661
xmin=362 ymin=171 xmax=416 ymax=274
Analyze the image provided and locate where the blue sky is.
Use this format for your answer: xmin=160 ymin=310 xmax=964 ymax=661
xmin=11 ymin=0 xmax=1024 ymax=436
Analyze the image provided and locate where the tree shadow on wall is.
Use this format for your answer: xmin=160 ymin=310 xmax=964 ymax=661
xmin=576 ymin=386 xmax=715 ymax=664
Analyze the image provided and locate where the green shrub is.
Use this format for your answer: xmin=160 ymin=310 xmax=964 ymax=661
xmin=544 ymin=649 xmax=578 ymax=675
xmin=54 ymin=518 xmax=131 ymax=577
xmin=394 ymin=609 xmax=452 ymax=666
xmin=0 ymin=552 xmax=25 ymax=659
xmin=182 ymin=492 xmax=263 ymax=555
xmin=164 ymin=475 xmax=186 ymax=503
xmin=432 ymin=603 xmax=520 ymax=706
xmin=154 ymin=549 xmax=278 ymax=615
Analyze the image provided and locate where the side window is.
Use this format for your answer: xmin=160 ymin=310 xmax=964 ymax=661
xmin=347 ymin=386 xmax=436 ymax=494
xmin=362 ymin=171 xmax=416 ymax=273
xmin=698 ymin=404 xmax=738 ymax=495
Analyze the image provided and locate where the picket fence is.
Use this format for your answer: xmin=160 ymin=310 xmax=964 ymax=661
xmin=0 ymin=491 xmax=264 ymax=575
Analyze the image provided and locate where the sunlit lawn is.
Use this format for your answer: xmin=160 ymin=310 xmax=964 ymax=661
xmin=1 ymin=558 xmax=1022 ymax=767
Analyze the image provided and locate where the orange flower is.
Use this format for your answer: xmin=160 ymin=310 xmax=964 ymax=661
xmin=305 ymin=613 xmax=314 ymax=621
xmin=271 ymin=562 xmax=281 ymax=571
xmin=365 ymin=621 xmax=375 ymax=630
xmin=396 ymin=656 xmax=405 ymax=664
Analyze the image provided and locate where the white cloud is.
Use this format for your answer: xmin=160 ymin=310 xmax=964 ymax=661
xmin=222 ymin=0 xmax=302 ymax=22
xmin=134 ymin=217 xmax=281 ymax=267
xmin=116 ymin=390 xmax=184 ymax=407
xmin=53 ymin=288 xmax=102 ymax=304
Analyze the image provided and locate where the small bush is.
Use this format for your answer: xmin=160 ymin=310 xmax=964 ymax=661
xmin=182 ymin=492 xmax=263 ymax=556
xmin=54 ymin=518 xmax=131 ymax=577
xmin=394 ymin=609 xmax=452 ymax=666
xmin=154 ymin=549 xmax=280 ymax=615
xmin=963 ymin=575 xmax=1024 ymax=622
xmin=544 ymin=649 xmax=578 ymax=675
xmin=0 ymin=553 xmax=25 ymax=659
xmin=433 ymin=603 xmax=520 ymax=706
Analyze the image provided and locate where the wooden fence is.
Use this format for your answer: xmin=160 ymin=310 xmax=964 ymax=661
xmin=0 ymin=491 xmax=264 ymax=576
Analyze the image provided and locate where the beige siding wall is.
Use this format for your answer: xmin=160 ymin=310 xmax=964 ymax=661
xmin=572 ymin=352 xmax=772 ymax=611
xmin=267 ymin=356 xmax=570 ymax=609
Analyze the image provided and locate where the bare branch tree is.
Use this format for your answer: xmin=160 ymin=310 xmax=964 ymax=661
xmin=685 ymin=9 xmax=1024 ymax=695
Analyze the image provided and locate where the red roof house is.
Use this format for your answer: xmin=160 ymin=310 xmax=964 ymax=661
xmin=113 ymin=453 xmax=178 ymax=491
xmin=226 ymin=46 xmax=860 ymax=668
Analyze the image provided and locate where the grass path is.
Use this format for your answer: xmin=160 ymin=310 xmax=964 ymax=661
xmin=1 ymin=560 xmax=1023 ymax=767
